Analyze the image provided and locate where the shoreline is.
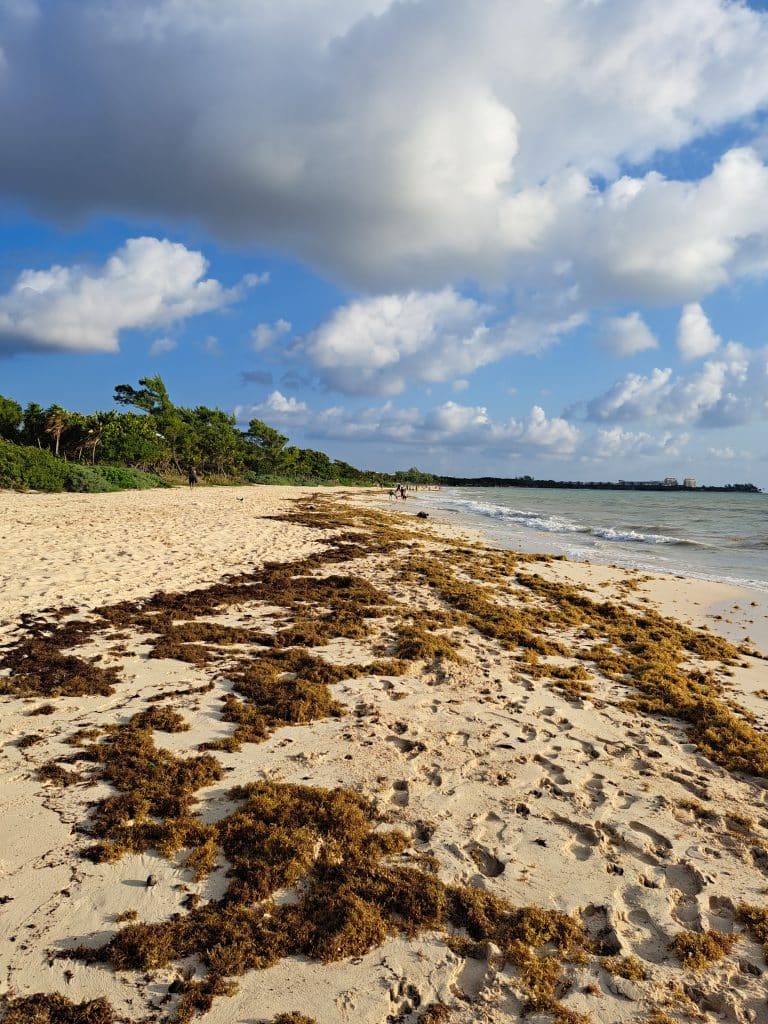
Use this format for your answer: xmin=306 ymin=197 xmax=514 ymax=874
xmin=401 ymin=486 xmax=768 ymax=592
xmin=367 ymin=488 xmax=768 ymax=658
xmin=2 ymin=486 xmax=768 ymax=1023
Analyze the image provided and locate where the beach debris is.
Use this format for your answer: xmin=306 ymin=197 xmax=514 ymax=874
xmin=146 ymin=874 xmax=159 ymax=888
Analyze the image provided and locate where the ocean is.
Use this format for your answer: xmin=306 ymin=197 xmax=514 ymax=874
xmin=418 ymin=486 xmax=768 ymax=594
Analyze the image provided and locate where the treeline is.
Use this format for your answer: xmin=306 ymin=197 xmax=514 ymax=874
xmin=437 ymin=474 xmax=762 ymax=492
xmin=0 ymin=375 xmax=431 ymax=492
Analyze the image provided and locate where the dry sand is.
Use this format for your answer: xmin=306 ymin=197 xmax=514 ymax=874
xmin=2 ymin=485 xmax=768 ymax=1024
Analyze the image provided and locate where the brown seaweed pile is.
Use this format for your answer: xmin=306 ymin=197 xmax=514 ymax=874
xmin=0 ymin=993 xmax=119 ymax=1024
xmin=72 ymin=777 xmax=591 ymax=1023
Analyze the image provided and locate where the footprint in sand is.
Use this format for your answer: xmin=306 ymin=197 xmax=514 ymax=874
xmin=581 ymin=903 xmax=622 ymax=955
xmin=629 ymin=819 xmax=673 ymax=857
xmin=391 ymin=779 xmax=410 ymax=807
xmin=555 ymin=816 xmax=602 ymax=862
xmin=387 ymin=735 xmax=426 ymax=757
xmin=584 ymin=774 xmax=608 ymax=808
xmin=467 ymin=843 xmax=505 ymax=878
xmin=668 ymin=768 xmax=710 ymax=801
xmin=707 ymin=894 xmax=736 ymax=932
xmin=622 ymin=905 xmax=670 ymax=964
xmin=666 ymin=861 xmax=705 ymax=928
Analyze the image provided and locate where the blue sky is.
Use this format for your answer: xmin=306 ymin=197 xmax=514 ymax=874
xmin=2 ymin=0 xmax=768 ymax=484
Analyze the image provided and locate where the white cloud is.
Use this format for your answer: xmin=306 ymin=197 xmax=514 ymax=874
xmin=3 ymin=1 xmax=768 ymax=299
xmin=585 ymin=343 xmax=768 ymax=427
xmin=598 ymin=312 xmax=658 ymax=356
xmin=707 ymin=445 xmax=751 ymax=460
xmin=0 ymin=237 xmax=256 ymax=353
xmin=149 ymin=336 xmax=177 ymax=356
xmin=452 ymin=379 xmax=470 ymax=392
xmin=594 ymin=426 xmax=689 ymax=460
xmin=251 ymin=318 xmax=291 ymax=351
xmin=541 ymin=148 xmax=768 ymax=307
xmin=234 ymin=390 xmax=310 ymax=425
xmin=304 ymin=288 xmax=582 ymax=395
xmin=677 ymin=302 xmax=720 ymax=360
xmin=234 ymin=393 xmax=580 ymax=456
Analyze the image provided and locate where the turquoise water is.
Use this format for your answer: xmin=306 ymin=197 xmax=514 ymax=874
xmin=421 ymin=487 xmax=768 ymax=593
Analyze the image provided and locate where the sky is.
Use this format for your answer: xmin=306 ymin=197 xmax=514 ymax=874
xmin=2 ymin=0 xmax=768 ymax=484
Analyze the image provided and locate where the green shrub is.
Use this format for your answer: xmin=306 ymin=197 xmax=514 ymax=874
xmin=63 ymin=465 xmax=118 ymax=492
xmin=0 ymin=439 xmax=167 ymax=493
xmin=96 ymin=466 xmax=168 ymax=490
xmin=0 ymin=438 xmax=68 ymax=491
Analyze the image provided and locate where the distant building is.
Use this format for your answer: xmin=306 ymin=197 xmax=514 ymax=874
xmin=663 ymin=477 xmax=678 ymax=487
xmin=683 ymin=477 xmax=696 ymax=489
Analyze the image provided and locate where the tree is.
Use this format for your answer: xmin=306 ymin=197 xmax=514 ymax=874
xmin=242 ymin=419 xmax=289 ymax=475
xmin=0 ymin=395 xmax=22 ymax=441
xmin=99 ymin=413 xmax=168 ymax=468
xmin=20 ymin=403 xmax=47 ymax=448
xmin=44 ymin=405 xmax=68 ymax=457
xmin=82 ymin=411 xmax=115 ymax=464
xmin=187 ymin=406 xmax=242 ymax=475
xmin=113 ymin=376 xmax=173 ymax=416
xmin=114 ymin=376 xmax=191 ymax=472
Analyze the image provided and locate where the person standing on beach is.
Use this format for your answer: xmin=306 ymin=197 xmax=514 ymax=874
xmin=188 ymin=465 xmax=198 ymax=487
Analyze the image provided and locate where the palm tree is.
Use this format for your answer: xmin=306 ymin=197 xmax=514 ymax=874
xmin=84 ymin=412 xmax=114 ymax=464
xmin=44 ymin=405 xmax=67 ymax=457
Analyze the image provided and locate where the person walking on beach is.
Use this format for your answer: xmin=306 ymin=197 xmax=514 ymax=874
xmin=188 ymin=465 xmax=198 ymax=487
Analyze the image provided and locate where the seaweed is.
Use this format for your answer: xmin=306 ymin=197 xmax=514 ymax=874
xmin=417 ymin=1006 xmax=452 ymax=1024
xmin=0 ymin=993 xmax=120 ymax=1024
xmin=71 ymin=708 xmax=221 ymax=865
xmin=671 ymin=929 xmax=738 ymax=968
xmin=602 ymin=955 xmax=647 ymax=980
xmin=68 ymin=778 xmax=590 ymax=1021
xmin=736 ymin=903 xmax=768 ymax=958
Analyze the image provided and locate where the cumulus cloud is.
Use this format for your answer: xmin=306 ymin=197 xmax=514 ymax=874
xmin=234 ymin=390 xmax=309 ymax=425
xmin=3 ymin=2 xmax=768 ymax=298
xmin=304 ymin=288 xmax=582 ymax=395
xmin=0 ymin=237 xmax=256 ymax=353
xmin=594 ymin=426 xmax=689 ymax=460
xmin=234 ymin=393 xmax=580 ymax=455
xmin=585 ymin=343 xmax=768 ymax=427
xmin=251 ymin=318 xmax=291 ymax=351
xmin=598 ymin=312 xmax=658 ymax=356
xmin=677 ymin=302 xmax=720 ymax=360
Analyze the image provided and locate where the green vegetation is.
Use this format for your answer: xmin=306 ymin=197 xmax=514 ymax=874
xmin=1 ymin=376 xmax=431 ymax=491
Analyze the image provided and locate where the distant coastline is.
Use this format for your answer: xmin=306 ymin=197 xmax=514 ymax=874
xmin=437 ymin=475 xmax=762 ymax=493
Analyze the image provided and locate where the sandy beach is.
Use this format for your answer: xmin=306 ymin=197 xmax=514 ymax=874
xmin=2 ymin=485 xmax=768 ymax=1024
